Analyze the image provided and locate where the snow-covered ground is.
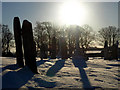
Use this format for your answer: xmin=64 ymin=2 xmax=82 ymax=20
xmin=1 ymin=57 xmax=120 ymax=89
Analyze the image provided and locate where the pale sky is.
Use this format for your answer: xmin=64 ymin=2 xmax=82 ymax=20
xmin=2 ymin=1 xmax=118 ymax=32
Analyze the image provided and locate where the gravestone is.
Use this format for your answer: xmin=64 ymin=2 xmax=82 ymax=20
xmin=68 ymin=44 xmax=73 ymax=58
xmin=61 ymin=37 xmax=68 ymax=59
xmin=116 ymin=41 xmax=120 ymax=58
xmin=73 ymin=26 xmax=86 ymax=60
xmin=22 ymin=20 xmax=38 ymax=73
xmin=40 ymin=43 xmax=47 ymax=60
xmin=13 ymin=17 xmax=24 ymax=67
xmin=51 ymin=37 xmax=56 ymax=59
xmin=112 ymin=41 xmax=119 ymax=60
xmin=104 ymin=41 xmax=109 ymax=60
xmin=57 ymin=37 xmax=62 ymax=58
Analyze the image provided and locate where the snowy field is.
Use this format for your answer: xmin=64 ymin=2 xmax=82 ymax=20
xmin=1 ymin=57 xmax=120 ymax=89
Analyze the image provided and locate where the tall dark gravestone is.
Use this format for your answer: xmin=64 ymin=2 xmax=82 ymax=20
xmin=57 ymin=37 xmax=62 ymax=58
xmin=22 ymin=20 xmax=38 ymax=73
xmin=61 ymin=37 xmax=68 ymax=59
xmin=40 ymin=43 xmax=47 ymax=60
xmin=51 ymin=37 xmax=56 ymax=59
xmin=112 ymin=41 xmax=119 ymax=60
xmin=13 ymin=17 xmax=24 ymax=67
xmin=73 ymin=26 xmax=86 ymax=60
xmin=104 ymin=41 xmax=109 ymax=60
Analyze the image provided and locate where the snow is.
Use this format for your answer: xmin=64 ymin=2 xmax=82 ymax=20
xmin=1 ymin=57 xmax=120 ymax=89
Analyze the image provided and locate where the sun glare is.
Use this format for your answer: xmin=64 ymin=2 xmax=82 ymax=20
xmin=59 ymin=0 xmax=87 ymax=25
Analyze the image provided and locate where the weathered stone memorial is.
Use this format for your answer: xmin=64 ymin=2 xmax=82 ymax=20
xmin=51 ymin=36 xmax=56 ymax=59
xmin=22 ymin=20 xmax=38 ymax=73
xmin=72 ymin=26 xmax=87 ymax=68
xmin=104 ymin=41 xmax=109 ymax=60
xmin=61 ymin=37 xmax=68 ymax=59
xmin=13 ymin=17 xmax=24 ymax=67
xmin=40 ymin=43 xmax=47 ymax=60
xmin=57 ymin=37 xmax=62 ymax=58
xmin=112 ymin=41 xmax=119 ymax=60
xmin=73 ymin=26 xmax=87 ymax=60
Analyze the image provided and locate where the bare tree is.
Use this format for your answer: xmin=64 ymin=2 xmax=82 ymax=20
xmin=98 ymin=26 xmax=120 ymax=47
xmin=33 ymin=22 xmax=96 ymax=58
xmin=79 ymin=24 xmax=95 ymax=49
xmin=66 ymin=25 xmax=77 ymax=55
xmin=41 ymin=22 xmax=59 ymax=48
xmin=41 ymin=22 xmax=52 ymax=47
xmin=64 ymin=24 xmax=95 ymax=57
xmin=33 ymin=21 xmax=61 ymax=56
xmin=33 ymin=21 xmax=45 ymax=51
xmin=2 ymin=25 xmax=13 ymax=53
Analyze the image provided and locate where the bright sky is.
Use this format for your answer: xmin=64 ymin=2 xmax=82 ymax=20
xmin=2 ymin=1 xmax=118 ymax=33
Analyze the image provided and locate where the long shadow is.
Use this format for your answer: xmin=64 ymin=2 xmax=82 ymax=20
xmin=1 ymin=59 xmax=49 ymax=73
xmin=1 ymin=64 xmax=20 ymax=73
xmin=46 ymin=59 xmax=65 ymax=77
xmin=72 ymin=56 xmax=92 ymax=89
xmin=34 ymin=78 xmax=56 ymax=88
xmin=107 ymin=64 xmax=120 ymax=67
xmin=2 ymin=66 xmax=34 ymax=88
xmin=36 ymin=59 xmax=49 ymax=66
xmin=2 ymin=59 xmax=56 ymax=89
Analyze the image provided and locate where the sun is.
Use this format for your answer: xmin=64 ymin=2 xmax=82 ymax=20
xmin=59 ymin=1 xmax=87 ymax=25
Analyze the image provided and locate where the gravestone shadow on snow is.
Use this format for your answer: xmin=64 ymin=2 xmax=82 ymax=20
xmin=36 ymin=59 xmax=49 ymax=66
xmin=1 ymin=59 xmax=49 ymax=73
xmin=72 ymin=56 xmax=102 ymax=89
xmin=72 ymin=56 xmax=92 ymax=89
xmin=46 ymin=59 xmax=65 ymax=77
xmin=34 ymin=78 xmax=56 ymax=88
xmin=2 ymin=59 xmax=56 ymax=89
xmin=1 ymin=64 xmax=20 ymax=73
xmin=107 ymin=64 xmax=120 ymax=67
xmin=2 ymin=66 xmax=35 ymax=88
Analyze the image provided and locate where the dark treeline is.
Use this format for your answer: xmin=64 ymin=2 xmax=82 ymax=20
xmin=1 ymin=24 xmax=13 ymax=56
xmin=1 ymin=22 xmax=120 ymax=57
xmin=33 ymin=22 xmax=96 ymax=58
